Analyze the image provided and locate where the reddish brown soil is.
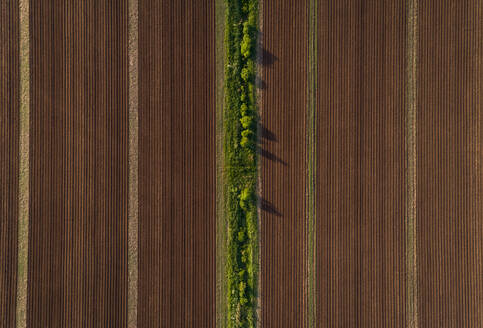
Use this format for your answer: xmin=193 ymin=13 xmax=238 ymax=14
xmin=138 ymin=0 xmax=215 ymax=326
xmin=417 ymin=2 xmax=483 ymax=326
xmin=28 ymin=1 xmax=128 ymax=327
xmin=0 ymin=1 xmax=19 ymax=326
xmin=260 ymin=1 xmax=308 ymax=326
xmin=316 ymin=1 xmax=407 ymax=326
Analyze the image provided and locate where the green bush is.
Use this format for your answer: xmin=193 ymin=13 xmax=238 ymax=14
xmin=240 ymin=136 xmax=252 ymax=149
xmin=239 ymin=186 xmax=254 ymax=209
xmin=240 ymin=115 xmax=253 ymax=128
xmin=240 ymin=34 xmax=252 ymax=58
xmin=241 ymin=64 xmax=254 ymax=82
xmin=241 ymin=129 xmax=254 ymax=139
xmin=240 ymin=103 xmax=249 ymax=116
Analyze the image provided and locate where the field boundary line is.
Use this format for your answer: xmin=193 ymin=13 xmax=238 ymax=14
xmin=128 ymin=0 xmax=139 ymax=326
xmin=306 ymin=0 xmax=317 ymax=326
xmin=16 ymin=0 xmax=29 ymax=326
xmin=406 ymin=0 xmax=418 ymax=327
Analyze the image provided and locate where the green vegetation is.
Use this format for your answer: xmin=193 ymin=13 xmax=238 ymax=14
xmin=216 ymin=0 xmax=227 ymax=326
xmin=224 ymin=0 xmax=259 ymax=326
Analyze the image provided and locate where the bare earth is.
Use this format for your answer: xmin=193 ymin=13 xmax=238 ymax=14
xmin=260 ymin=0 xmax=308 ymax=326
xmin=0 ymin=1 xmax=19 ymax=326
xmin=138 ymin=0 xmax=216 ymax=326
xmin=316 ymin=1 xmax=407 ymax=326
xmin=28 ymin=1 xmax=128 ymax=326
xmin=417 ymin=1 xmax=483 ymax=326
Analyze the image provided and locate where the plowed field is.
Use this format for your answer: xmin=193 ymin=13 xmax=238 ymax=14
xmin=0 ymin=1 xmax=19 ymax=326
xmin=417 ymin=1 xmax=483 ymax=326
xmin=260 ymin=0 xmax=308 ymax=326
xmin=316 ymin=1 xmax=407 ymax=326
xmin=138 ymin=0 xmax=216 ymax=326
xmin=0 ymin=1 xmax=482 ymax=327
xmin=28 ymin=1 xmax=128 ymax=326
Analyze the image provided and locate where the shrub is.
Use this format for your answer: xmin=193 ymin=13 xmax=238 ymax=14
xmin=240 ymin=103 xmax=248 ymax=115
xmin=240 ymin=116 xmax=252 ymax=129
xmin=241 ymin=67 xmax=250 ymax=81
xmin=241 ymin=129 xmax=254 ymax=139
xmin=238 ymin=230 xmax=245 ymax=242
xmin=240 ymin=136 xmax=251 ymax=148
xmin=239 ymin=186 xmax=253 ymax=209
xmin=240 ymin=34 xmax=252 ymax=58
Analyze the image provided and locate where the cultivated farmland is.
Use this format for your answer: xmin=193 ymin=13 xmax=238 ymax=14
xmin=0 ymin=1 xmax=19 ymax=326
xmin=260 ymin=0 xmax=308 ymax=326
xmin=316 ymin=1 xmax=407 ymax=326
xmin=417 ymin=2 xmax=483 ymax=326
xmin=0 ymin=1 xmax=482 ymax=327
xmin=138 ymin=0 xmax=216 ymax=326
xmin=28 ymin=1 xmax=128 ymax=326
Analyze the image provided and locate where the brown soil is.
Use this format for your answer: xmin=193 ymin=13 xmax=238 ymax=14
xmin=259 ymin=0 xmax=308 ymax=326
xmin=417 ymin=1 xmax=483 ymax=326
xmin=316 ymin=1 xmax=407 ymax=326
xmin=28 ymin=1 xmax=128 ymax=326
xmin=0 ymin=1 xmax=19 ymax=327
xmin=138 ymin=0 xmax=216 ymax=326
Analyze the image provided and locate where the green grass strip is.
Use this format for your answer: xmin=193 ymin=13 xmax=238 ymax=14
xmin=215 ymin=0 xmax=227 ymax=326
xmin=224 ymin=0 xmax=259 ymax=326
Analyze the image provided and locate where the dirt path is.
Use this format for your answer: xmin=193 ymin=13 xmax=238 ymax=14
xmin=138 ymin=0 xmax=216 ymax=326
xmin=28 ymin=1 xmax=128 ymax=326
xmin=0 ymin=1 xmax=19 ymax=326
xmin=417 ymin=1 xmax=483 ymax=326
xmin=316 ymin=1 xmax=407 ymax=326
xmin=260 ymin=0 xmax=308 ymax=326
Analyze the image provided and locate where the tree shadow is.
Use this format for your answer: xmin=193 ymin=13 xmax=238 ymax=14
xmin=257 ymin=147 xmax=287 ymax=166
xmin=257 ymin=47 xmax=278 ymax=67
xmin=260 ymin=198 xmax=282 ymax=217
xmin=258 ymin=123 xmax=277 ymax=142
xmin=255 ymin=76 xmax=267 ymax=89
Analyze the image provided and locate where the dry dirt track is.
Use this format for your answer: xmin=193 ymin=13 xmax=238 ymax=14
xmin=316 ymin=1 xmax=407 ymax=326
xmin=417 ymin=1 xmax=483 ymax=326
xmin=28 ymin=1 xmax=128 ymax=326
xmin=138 ymin=0 xmax=216 ymax=326
xmin=0 ymin=1 xmax=19 ymax=326
xmin=260 ymin=0 xmax=308 ymax=327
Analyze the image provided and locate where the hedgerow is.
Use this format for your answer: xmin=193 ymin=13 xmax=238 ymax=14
xmin=224 ymin=0 xmax=259 ymax=327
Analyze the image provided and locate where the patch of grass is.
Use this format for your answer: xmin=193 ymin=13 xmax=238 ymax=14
xmin=224 ymin=0 xmax=259 ymax=326
xmin=215 ymin=0 xmax=227 ymax=326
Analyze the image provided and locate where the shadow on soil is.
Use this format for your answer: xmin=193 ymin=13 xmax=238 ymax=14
xmin=256 ymin=46 xmax=277 ymax=90
xmin=255 ymin=76 xmax=267 ymax=89
xmin=259 ymin=198 xmax=282 ymax=217
xmin=258 ymin=123 xmax=277 ymax=142
xmin=258 ymin=47 xmax=278 ymax=67
xmin=256 ymin=49 xmax=283 ymax=218
xmin=257 ymin=123 xmax=286 ymax=165
xmin=257 ymin=147 xmax=287 ymax=166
